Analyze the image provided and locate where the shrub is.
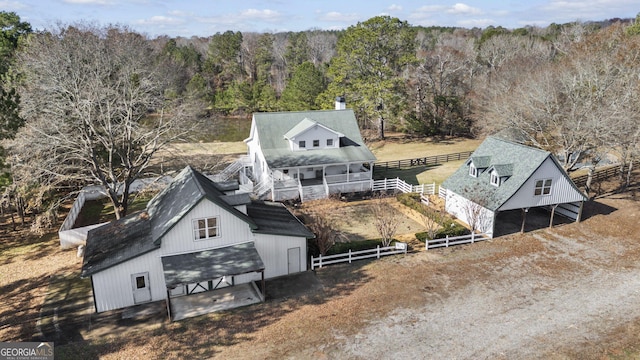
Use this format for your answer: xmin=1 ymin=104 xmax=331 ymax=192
xmin=327 ymin=239 xmax=396 ymax=255
xmin=396 ymin=192 xmax=469 ymax=241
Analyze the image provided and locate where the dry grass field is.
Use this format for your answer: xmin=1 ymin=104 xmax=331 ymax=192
xmin=2 ymin=137 xmax=639 ymax=359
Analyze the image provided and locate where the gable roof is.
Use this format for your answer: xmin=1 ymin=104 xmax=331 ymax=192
xmin=283 ymin=118 xmax=344 ymax=140
xmin=251 ymin=109 xmax=376 ymax=168
xmin=442 ymin=136 xmax=586 ymax=211
xmin=80 ymin=211 xmax=156 ymax=277
xmin=82 ymin=166 xmax=314 ymax=277
xmin=146 ymin=166 xmax=256 ymax=244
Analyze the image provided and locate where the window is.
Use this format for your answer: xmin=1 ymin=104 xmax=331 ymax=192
xmin=327 ymin=139 xmax=334 ymax=146
xmin=534 ymin=179 xmax=552 ymax=196
xmin=135 ymin=276 xmax=146 ymax=289
xmin=299 ymin=140 xmax=306 ymax=148
xmin=193 ymin=217 xmax=219 ymax=240
xmin=490 ymin=171 xmax=500 ymax=186
xmin=469 ymin=163 xmax=477 ymax=177
xmin=313 ymin=139 xmax=320 ymax=147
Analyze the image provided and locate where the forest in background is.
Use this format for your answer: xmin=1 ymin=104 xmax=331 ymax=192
xmin=0 ymin=11 xmax=639 ymax=228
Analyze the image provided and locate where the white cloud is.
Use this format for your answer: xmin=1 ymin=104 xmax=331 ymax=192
xmin=447 ymin=3 xmax=482 ymax=15
xmin=239 ymin=8 xmax=283 ymax=22
xmin=318 ymin=11 xmax=360 ymax=23
xmin=457 ymin=18 xmax=495 ymax=28
xmin=0 ymin=0 xmax=27 ymax=10
xmin=388 ymin=4 xmax=402 ymax=12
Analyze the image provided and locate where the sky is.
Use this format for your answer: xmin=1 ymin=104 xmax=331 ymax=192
xmin=3 ymin=0 xmax=638 ymax=38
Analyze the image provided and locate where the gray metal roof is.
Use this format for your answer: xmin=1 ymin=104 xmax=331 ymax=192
xmin=442 ymin=136 xmax=583 ymax=211
xmin=247 ymin=201 xmax=315 ymax=238
xmin=252 ymin=109 xmax=376 ymax=168
xmin=161 ymin=242 xmax=265 ymax=287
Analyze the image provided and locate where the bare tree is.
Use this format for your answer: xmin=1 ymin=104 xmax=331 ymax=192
xmin=370 ymin=194 xmax=401 ymax=247
xmin=421 ymin=209 xmax=442 ymax=240
xmin=301 ymin=198 xmax=347 ymax=255
xmin=8 ymin=24 xmax=201 ymax=220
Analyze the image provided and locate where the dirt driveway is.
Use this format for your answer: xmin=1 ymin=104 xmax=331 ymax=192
xmin=212 ymin=195 xmax=640 ymax=360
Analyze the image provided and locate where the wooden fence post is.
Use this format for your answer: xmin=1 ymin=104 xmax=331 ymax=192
xmin=446 ymin=235 xmax=449 ymax=247
xmin=348 ymin=249 xmax=352 ymax=264
xmin=377 ymin=245 xmax=380 ymax=259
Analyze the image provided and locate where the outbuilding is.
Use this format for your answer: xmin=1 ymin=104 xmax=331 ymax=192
xmin=81 ymin=166 xmax=314 ymax=320
xmin=441 ymin=136 xmax=587 ymax=238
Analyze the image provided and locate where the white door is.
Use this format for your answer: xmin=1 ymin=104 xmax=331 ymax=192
xmin=288 ymin=247 xmax=301 ymax=274
xmin=131 ymin=272 xmax=152 ymax=304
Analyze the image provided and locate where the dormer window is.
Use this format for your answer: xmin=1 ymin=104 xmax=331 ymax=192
xmin=469 ymin=163 xmax=478 ymax=177
xmin=490 ymin=171 xmax=500 ymax=186
xmin=299 ymin=141 xmax=306 ymax=148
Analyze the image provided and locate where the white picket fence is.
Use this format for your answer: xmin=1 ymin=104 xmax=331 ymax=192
xmin=311 ymin=243 xmax=407 ymax=270
xmin=372 ymin=178 xmax=436 ymax=196
xmin=425 ymin=232 xmax=488 ymax=250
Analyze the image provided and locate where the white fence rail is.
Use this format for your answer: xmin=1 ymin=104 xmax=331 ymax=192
xmin=425 ymin=233 xmax=488 ymax=250
xmin=311 ymin=244 xmax=407 ymax=270
xmin=438 ymin=185 xmax=447 ymax=199
xmin=373 ymin=178 xmax=435 ymax=196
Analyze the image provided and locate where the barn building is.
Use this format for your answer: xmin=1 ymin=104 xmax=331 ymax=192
xmin=81 ymin=166 xmax=314 ymax=320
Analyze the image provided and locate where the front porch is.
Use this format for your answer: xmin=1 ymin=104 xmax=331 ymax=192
xmin=169 ymin=282 xmax=263 ymax=321
xmin=270 ymin=162 xmax=375 ymax=202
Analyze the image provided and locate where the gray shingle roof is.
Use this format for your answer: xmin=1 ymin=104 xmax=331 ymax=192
xmin=247 ymin=201 xmax=315 ymax=238
xmin=81 ymin=211 xmax=157 ymax=277
xmin=442 ymin=136 xmax=578 ymax=211
xmin=82 ymin=167 xmax=314 ymax=277
xmin=161 ymin=242 xmax=265 ymax=287
xmin=252 ymin=109 xmax=376 ymax=168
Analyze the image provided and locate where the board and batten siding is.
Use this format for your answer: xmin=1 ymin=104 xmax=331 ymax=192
xmin=91 ymin=249 xmax=165 ymax=313
xmin=160 ymin=199 xmax=253 ymax=256
xmin=498 ymin=157 xmax=585 ymax=211
xmin=254 ymin=233 xmax=307 ymax=278
xmin=445 ymin=191 xmax=495 ymax=237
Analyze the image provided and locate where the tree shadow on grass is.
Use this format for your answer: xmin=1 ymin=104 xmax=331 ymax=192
xmin=54 ymin=262 xmax=374 ymax=359
xmin=373 ymin=164 xmax=442 ymax=184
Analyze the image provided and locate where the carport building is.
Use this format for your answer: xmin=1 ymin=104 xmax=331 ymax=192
xmin=441 ymin=136 xmax=587 ymax=238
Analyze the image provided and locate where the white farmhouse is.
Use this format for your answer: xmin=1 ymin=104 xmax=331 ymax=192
xmin=441 ymin=136 xmax=587 ymax=238
xmin=238 ymin=97 xmax=377 ymax=201
xmin=81 ymin=166 xmax=314 ymax=320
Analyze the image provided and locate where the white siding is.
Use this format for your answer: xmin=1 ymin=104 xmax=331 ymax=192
xmin=290 ymin=126 xmax=340 ymax=151
xmin=445 ymin=190 xmax=495 ymax=237
xmin=254 ymin=233 xmax=307 ymax=278
xmin=499 ymin=158 xmax=585 ymax=211
xmin=91 ymin=249 xmax=165 ymax=312
xmin=160 ymin=199 xmax=253 ymax=256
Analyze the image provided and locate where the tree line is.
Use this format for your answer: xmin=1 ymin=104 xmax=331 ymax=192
xmin=0 ymin=11 xmax=638 ymax=229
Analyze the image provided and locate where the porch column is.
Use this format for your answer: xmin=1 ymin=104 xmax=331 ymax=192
xmin=549 ymin=204 xmax=559 ymax=228
xmin=165 ymin=288 xmax=172 ymax=321
xmin=520 ymin=208 xmax=529 ymax=233
xmin=261 ymin=271 xmax=266 ymax=300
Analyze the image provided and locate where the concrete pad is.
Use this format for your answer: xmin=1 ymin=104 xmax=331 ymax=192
xmin=170 ymin=283 xmax=263 ymax=321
